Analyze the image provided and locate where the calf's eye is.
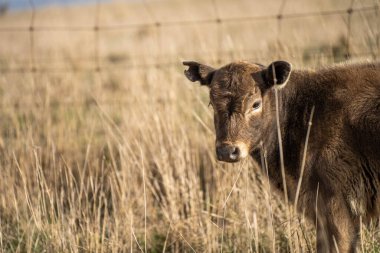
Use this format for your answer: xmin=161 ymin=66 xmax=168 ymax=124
xmin=252 ymin=101 xmax=261 ymax=110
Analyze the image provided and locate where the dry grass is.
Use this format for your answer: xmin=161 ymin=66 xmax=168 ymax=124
xmin=0 ymin=0 xmax=380 ymax=252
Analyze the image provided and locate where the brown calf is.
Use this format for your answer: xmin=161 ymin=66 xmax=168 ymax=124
xmin=183 ymin=60 xmax=380 ymax=253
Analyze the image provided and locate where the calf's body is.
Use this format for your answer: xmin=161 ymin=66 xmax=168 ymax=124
xmin=183 ymin=60 xmax=380 ymax=253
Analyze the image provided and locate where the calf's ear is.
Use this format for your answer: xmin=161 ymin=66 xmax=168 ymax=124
xmin=183 ymin=61 xmax=215 ymax=86
xmin=262 ymin=61 xmax=292 ymax=89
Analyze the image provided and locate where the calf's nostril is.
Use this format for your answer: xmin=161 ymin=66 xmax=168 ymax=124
xmin=229 ymin=146 xmax=240 ymax=160
xmin=232 ymin=147 xmax=240 ymax=156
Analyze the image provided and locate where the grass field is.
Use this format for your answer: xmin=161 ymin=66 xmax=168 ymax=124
xmin=0 ymin=0 xmax=380 ymax=252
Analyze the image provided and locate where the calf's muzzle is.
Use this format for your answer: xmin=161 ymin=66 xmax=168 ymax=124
xmin=216 ymin=144 xmax=242 ymax=163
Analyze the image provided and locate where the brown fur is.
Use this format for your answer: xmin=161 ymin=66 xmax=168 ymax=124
xmin=183 ymin=60 xmax=380 ymax=253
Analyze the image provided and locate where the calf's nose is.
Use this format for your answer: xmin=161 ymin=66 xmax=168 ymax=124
xmin=216 ymin=145 xmax=241 ymax=162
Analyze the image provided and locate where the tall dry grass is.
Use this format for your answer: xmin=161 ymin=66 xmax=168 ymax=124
xmin=0 ymin=0 xmax=380 ymax=252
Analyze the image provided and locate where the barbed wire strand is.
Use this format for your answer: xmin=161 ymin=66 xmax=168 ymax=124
xmin=0 ymin=49 xmax=377 ymax=74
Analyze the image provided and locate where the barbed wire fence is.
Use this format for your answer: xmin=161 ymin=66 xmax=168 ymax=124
xmin=0 ymin=0 xmax=379 ymax=108
xmin=1 ymin=0 xmax=379 ymax=73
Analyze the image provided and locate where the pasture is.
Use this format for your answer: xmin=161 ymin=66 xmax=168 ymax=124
xmin=0 ymin=0 xmax=379 ymax=252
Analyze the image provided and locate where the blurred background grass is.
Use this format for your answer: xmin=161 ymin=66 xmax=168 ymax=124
xmin=0 ymin=0 xmax=379 ymax=252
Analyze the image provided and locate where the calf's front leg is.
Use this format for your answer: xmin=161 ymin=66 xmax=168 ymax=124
xmin=316 ymin=196 xmax=359 ymax=253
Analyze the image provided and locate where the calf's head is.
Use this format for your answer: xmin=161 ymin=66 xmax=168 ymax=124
xmin=183 ymin=60 xmax=292 ymax=163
